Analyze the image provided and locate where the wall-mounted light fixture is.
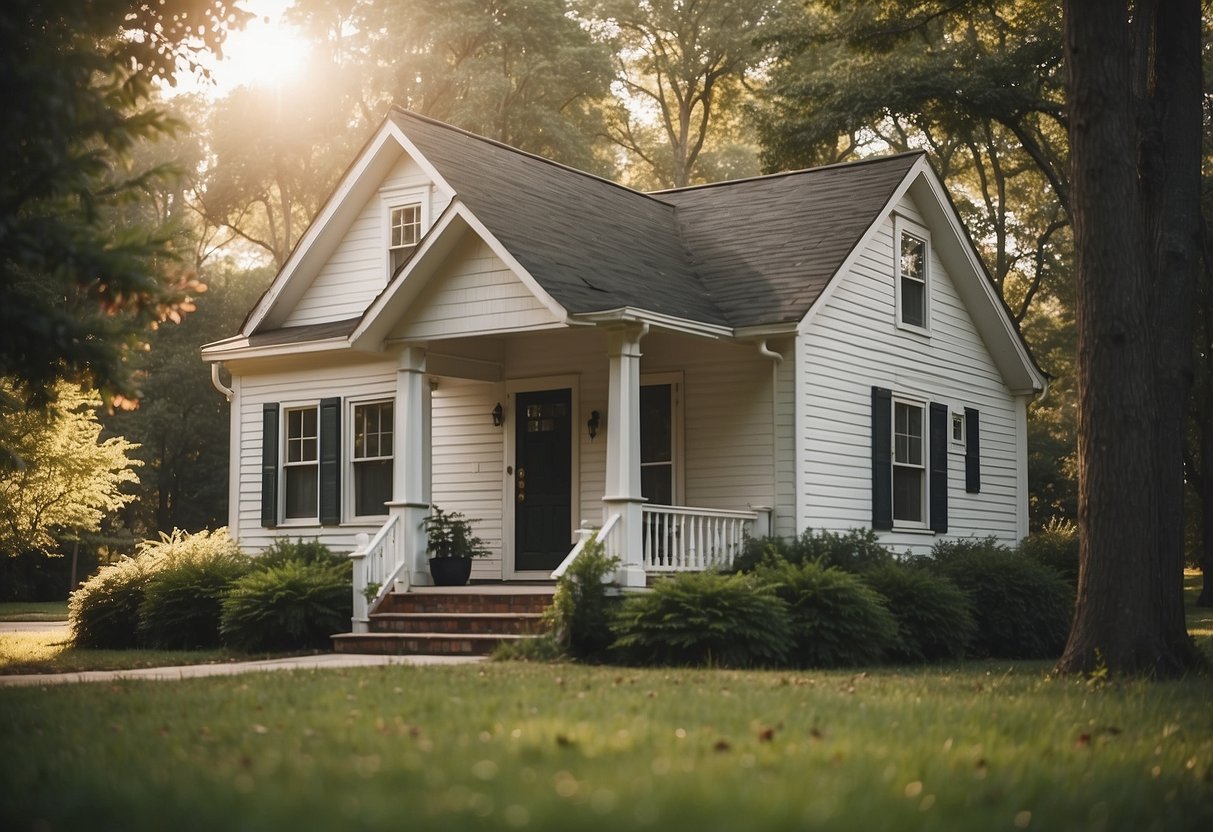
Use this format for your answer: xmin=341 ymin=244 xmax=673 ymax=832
xmin=586 ymin=409 xmax=601 ymax=441
xmin=492 ymin=402 xmax=504 ymax=427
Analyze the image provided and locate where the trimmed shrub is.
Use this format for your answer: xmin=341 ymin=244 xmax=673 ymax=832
xmin=491 ymin=634 xmax=565 ymax=663
xmin=612 ymin=571 xmax=793 ymax=668
xmin=69 ymin=554 xmax=162 ymax=649
xmin=734 ymin=528 xmax=894 ymax=574
xmin=255 ymin=538 xmax=347 ymax=569
xmin=862 ymin=563 xmax=976 ymax=662
xmin=138 ymin=530 xmax=250 ymax=650
xmin=1019 ymin=519 xmax=1080 ymax=585
xmin=219 ymin=559 xmax=352 ymax=652
xmin=755 ymin=559 xmax=900 ymax=667
xmin=928 ymin=539 xmax=1073 ymax=659
xmin=546 ymin=535 xmax=620 ymax=661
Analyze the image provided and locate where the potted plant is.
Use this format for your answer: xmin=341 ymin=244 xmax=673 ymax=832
xmin=425 ymin=505 xmax=489 ymax=586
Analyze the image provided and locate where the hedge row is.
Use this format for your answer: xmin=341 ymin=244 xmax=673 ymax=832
xmin=536 ymin=527 xmax=1075 ymax=669
xmin=69 ymin=532 xmax=351 ymax=652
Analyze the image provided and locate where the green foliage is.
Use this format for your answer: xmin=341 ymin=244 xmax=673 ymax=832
xmin=138 ymin=530 xmax=249 ymax=649
xmin=490 ymin=635 xmax=566 ymax=663
xmin=734 ymin=528 xmax=893 ymax=574
xmin=424 ymin=506 xmax=489 ymax=559
xmin=1018 ymin=518 xmax=1080 ymax=585
xmin=546 ymin=536 xmax=620 ymax=661
xmin=611 ymin=571 xmax=793 ymax=668
xmin=256 ymin=538 xmax=348 ymax=570
xmin=928 ymin=539 xmax=1073 ymax=659
xmin=219 ymin=560 xmax=352 ymax=652
xmin=0 ymin=0 xmax=248 ymax=405
xmin=862 ymin=563 xmax=976 ymax=662
xmin=69 ymin=554 xmax=163 ymax=649
xmin=0 ymin=380 xmax=140 ymax=555
xmin=754 ymin=559 xmax=900 ymax=667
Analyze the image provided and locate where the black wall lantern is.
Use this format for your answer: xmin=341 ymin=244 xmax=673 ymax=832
xmin=491 ymin=402 xmax=504 ymax=427
xmin=586 ymin=409 xmax=601 ymax=440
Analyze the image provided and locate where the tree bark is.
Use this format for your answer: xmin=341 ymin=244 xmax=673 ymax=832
xmin=1054 ymin=0 xmax=1198 ymax=676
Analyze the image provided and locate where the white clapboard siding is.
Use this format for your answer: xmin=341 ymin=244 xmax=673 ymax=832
xmin=798 ymin=193 xmax=1027 ymax=552
xmin=232 ymin=357 xmax=398 ymax=554
xmin=283 ymin=154 xmax=452 ymax=327
xmin=391 ymin=237 xmax=559 ymax=340
xmin=430 ymin=378 xmax=506 ymax=580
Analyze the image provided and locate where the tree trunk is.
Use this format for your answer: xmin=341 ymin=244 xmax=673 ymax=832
xmin=1054 ymin=0 xmax=1190 ymax=676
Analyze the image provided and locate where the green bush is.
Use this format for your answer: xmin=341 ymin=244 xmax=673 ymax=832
xmin=1019 ymin=519 xmax=1080 ymax=585
xmin=862 ymin=563 xmax=976 ymax=662
xmin=138 ymin=530 xmax=250 ymax=650
xmin=734 ymin=528 xmax=894 ymax=574
xmin=612 ymin=571 xmax=793 ymax=668
xmin=255 ymin=538 xmax=347 ymax=569
xmin=755 ymin=559 xmax=900 ymax=667
xmin=69 ymin=553 xmax=162 ymax=649
xmin=928 ymin=539 xmax=1073 ymax=659
xmin=491 ymin=634 xmax=566 ymax=662
xmin=546 ymin=535 xmax=620 ymax=661
xmin=219 ymin=559 xmax=352 ymax=652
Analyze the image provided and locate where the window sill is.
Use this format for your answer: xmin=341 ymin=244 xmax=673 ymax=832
xmin=277 ymin=519 xmax=320 ymax=528
xmin=888 ymin=525 xmax=936 ymax=537
xmin=895 ymin=321 xmax=931 ymax=337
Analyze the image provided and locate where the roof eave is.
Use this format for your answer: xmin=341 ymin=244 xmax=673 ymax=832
xmin=569 ymin=307 xmax=733 ymax=339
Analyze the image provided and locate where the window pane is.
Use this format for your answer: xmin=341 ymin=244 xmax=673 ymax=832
xmin=642 ymin=464 xmax=673 ymax=506
xmin=354 ymin=460 xmax=393 ymax=516
xmin=284 ymin=466 xmax=318 ymax=519
xmin=900 ymin=233 xmax=925 ymax=280
xmin=901 ymin=277 xmax=925 ymax=327
xmin=641 ymin=384 xmax=672 ymax=464
xmin=894 ymin=402 xmax=923 ymax=466
xmin=354 ymin=402 xmax=393 ymax=460
xmin=893 ymin=466 xmax=922 ymax=522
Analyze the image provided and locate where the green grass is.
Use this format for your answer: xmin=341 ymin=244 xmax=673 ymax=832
xmin=0 ymin=601 xmax=68 ymax=621
xmin=0 ymin=631 xmax=298 ymax=676
xmin=1 ymin=661 xmax=1211 ymax=831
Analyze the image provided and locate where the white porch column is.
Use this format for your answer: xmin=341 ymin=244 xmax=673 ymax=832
xmin=388 ymin=346 xmax=432 ymax=588
xmin=602 ymin=324 xmax=648 ymax=587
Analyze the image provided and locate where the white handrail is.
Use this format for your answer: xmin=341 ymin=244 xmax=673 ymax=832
xmin=349 ymin=514 xmax=402 ymax=633
xmin=551 ymin=513 xmax=620 ymax=579
xmin=642 ymin=504 xmax=757 ymax=572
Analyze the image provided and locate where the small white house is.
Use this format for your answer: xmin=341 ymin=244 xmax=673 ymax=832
xmin=202 ymin=109 xmax=1046 ymax=596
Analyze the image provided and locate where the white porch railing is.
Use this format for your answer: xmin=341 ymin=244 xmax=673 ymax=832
xmin=349 ymin=514 xmax=403 ymax=633
xmin=550 ymin=513 xmax=621 ymax=580
xmin=642 ymin=504 xmax=758 ymax=572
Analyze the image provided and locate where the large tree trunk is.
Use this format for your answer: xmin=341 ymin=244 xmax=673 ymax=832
xmin=1055 ymin=0 xmax=1201 ymax=676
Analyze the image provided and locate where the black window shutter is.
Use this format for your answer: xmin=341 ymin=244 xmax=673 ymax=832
xmin=929 ymin=402 xmax=948 ymax=533
xmin=260 ymin=403 xmax=279 ymax=528
xmin=318 ymin=397 xmax=341 ymax=525
xmin=871 ymin=387 xmax=893 ymax=530
xmin=965 ymin=407 xmax=981 ymax=493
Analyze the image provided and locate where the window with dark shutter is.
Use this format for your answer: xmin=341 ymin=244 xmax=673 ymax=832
xmin=871 ymin=387 xmax=893 ymax=530
xmin=261 ymin=403 xmax=279 ymax=528
xmin=929 ymin=402 xmax=948 ymax=533
xmin=965 ymin=408 xmax=981 ymax=493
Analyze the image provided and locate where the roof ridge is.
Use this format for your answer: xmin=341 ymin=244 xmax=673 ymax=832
xmin=652 ymin=150 xmax=927 ymax=196
xmin=389 ymin=107 xmax=674 ymax=207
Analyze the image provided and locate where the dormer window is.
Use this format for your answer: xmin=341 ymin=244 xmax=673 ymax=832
xmin=389 ymin=203 xmax=421 ymax=277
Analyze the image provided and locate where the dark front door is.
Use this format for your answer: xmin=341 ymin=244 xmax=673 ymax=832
xmin=514 ymin=388 xmax=572 ymax=572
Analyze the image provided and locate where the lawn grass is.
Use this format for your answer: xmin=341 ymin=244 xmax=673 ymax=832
xmin=0 ymin=600 xmax=68 ymax=621
xmin=0 ymin=630 xmax=268 ymax=676
xmin=1 ymin=660 xmax=1211 ymax=831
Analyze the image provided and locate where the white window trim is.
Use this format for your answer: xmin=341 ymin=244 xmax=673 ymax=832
xmin=894 ymin=215 xmax=931 ymax=335
xmin=640 ymin=371 xmax=685 ymax=507
xmin=951 ymin=411 xmax=966 ymax=446
xmin=891 ymin=395 xmax=929 ymax=530
xmin=379 ymin=185 xmax=431 ymax=282
xmin=346 ymin=396 xmax=395 ymax=523
xmin=280 ymin=400 xmax=320 ymax=526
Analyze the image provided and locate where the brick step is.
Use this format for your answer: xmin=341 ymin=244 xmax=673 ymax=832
xmin=369 ymin=612 xmax=545 ymax=636
xmin=331 ymin=631 xmax=534 ymax=656
xmin=373 ymin=590 xmax=554 ymax=616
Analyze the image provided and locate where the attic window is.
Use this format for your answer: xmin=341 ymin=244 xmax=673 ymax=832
xmin=389 ymin=203 xmax=421 ymax=276
xmin=895 ymin=216 xmax=930 ymax=332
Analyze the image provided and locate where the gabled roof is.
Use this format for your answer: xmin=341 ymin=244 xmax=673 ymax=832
xmin=209 ymin=109 xmax=1042 ymax=393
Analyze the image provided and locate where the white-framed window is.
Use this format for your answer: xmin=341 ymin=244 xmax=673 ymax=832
xmin=283 ymin=405 xmax=319 ymax=520
xmin=952 ymin=412 xmax=965 ymax=445
xmin=388 ymin=203 xmax=421 ymax=276
xmin=351 ymin=399 xmax=394 ymax=518
xmin=640 ymin=373 xmax=684 ymax=506
xmin=892 ymin=399 xmax=926 ymax=524
xmin=895 ymin=217 xmax=930 ymax=331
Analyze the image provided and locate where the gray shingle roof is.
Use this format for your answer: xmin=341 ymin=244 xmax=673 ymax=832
xmin=392 ymin=110 xmax=920 ymax=330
